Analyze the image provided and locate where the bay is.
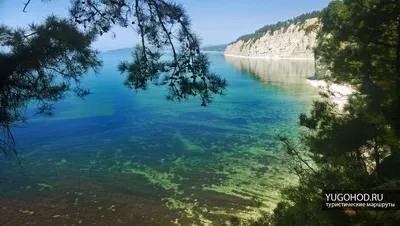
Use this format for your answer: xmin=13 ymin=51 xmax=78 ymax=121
xmin=0 ymin=51 xmax=318 ymax=225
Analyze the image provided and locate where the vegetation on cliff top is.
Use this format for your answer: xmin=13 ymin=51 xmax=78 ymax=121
xmin=230 ymin=10 xmax=320 ymax=44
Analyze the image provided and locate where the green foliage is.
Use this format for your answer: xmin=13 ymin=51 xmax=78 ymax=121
xmin=69 ymin=0 xmax=227 ymax=106
xmin=233 ymin=33 xmax=261 ymax=43
xmin=304 ymin=23 xmax=319 ymax=35
xmin=245 ymin=0 xmax=400 ymax=225
xmin=0 ymin=15 xmax=101 ymax=161
xmin=233 ymin=11 xmax=320 ymax=44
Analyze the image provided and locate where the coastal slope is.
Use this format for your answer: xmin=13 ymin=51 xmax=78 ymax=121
xmin=224 ymin=17 xmax=320 ymax=59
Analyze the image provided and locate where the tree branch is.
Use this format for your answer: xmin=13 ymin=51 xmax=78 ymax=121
xmin=86 ymin=0 xmax=109 ymax=22
xmin=148 ymin=0 xmax=180 ymax=95
xmin=278 ymin=135 xmax=326 ymax=188
xmin=150 ymin=1 xmax=176 ymax=62
xmin=23 ymin=0 xmax=31 ymax=13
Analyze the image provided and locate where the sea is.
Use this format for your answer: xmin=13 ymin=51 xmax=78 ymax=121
xmin=0 ymin=49 xmax=319 ymax=225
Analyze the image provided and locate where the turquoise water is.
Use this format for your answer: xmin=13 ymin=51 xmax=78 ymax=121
xmin=0 ymin=51 xmax=318 ymax=225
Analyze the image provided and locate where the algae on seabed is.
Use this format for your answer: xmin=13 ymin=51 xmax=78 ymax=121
xmin=175 ymin=133 xmax=205 ymax=153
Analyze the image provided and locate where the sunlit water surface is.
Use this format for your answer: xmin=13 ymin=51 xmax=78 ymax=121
xmin=0 ymin=50 xmax=318 ymax=225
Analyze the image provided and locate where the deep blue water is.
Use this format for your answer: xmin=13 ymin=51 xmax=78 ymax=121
xmin=0 ymin=51 xmax=318 ymax=225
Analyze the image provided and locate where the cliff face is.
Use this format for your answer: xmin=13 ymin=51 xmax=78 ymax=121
xmin=224 ymin=18 xmax=319 ymax=59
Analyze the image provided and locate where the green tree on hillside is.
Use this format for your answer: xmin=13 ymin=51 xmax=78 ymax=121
xmin=0 ymin=0 xmax=227 ymax=162
xmin=245 ymin=0 xmax=400 ymax=225
xmin=234 ymin=10 xmax=321 ymax=43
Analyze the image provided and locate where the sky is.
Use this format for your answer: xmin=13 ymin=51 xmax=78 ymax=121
xmin=0 ymin=0 xmax=332 ymax=51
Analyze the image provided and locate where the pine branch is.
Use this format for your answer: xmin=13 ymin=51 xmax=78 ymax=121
xmin=23 ymin=0 xmax=31 ymax=12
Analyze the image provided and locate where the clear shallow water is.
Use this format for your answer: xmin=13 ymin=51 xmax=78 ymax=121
xmin=0 ymin=51 xmax=318 ymax=225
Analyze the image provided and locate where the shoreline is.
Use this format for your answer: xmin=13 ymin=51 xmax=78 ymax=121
xmin=200 ymin=50 xmax=225 ymax=53
xmin=224 ymin=53 xmax=314 ymax=60
xmin=221 ymin=52 xmax=354 ymax=109
xmin=306 ymin=79 xmax=355 ymax=110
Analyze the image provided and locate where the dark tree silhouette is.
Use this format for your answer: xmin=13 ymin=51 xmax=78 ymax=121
xmin=68 ymin=0 xmax=226 ymax=104
xmin=0 ymin=16 xmax=101 ymax=163
xmin=0 ymin=0 xmax=227 ymax=161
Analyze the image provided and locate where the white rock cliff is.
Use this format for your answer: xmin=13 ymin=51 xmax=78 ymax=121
xmin=224 ymin=18 xmax=319 ymax=59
